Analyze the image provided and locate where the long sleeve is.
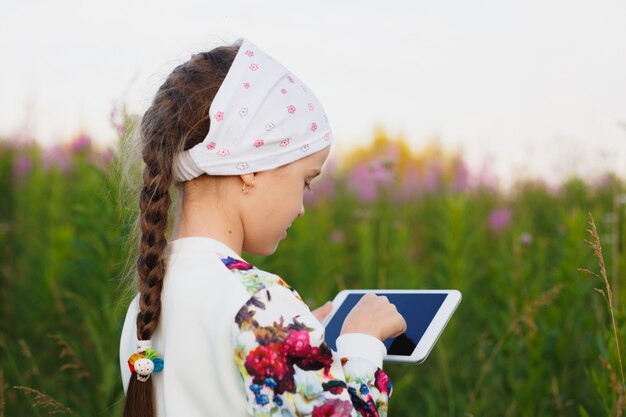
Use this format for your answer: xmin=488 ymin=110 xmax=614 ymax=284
xmin=225 ymin=257 xmax=393 ymax=417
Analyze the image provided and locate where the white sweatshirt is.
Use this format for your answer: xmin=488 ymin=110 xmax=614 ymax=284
xmin=119 ymin=236 xmax=392 ymax=416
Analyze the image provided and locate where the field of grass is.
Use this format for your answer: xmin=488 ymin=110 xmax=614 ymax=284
xmin=0 ymin=123 xmax=624 ymax=416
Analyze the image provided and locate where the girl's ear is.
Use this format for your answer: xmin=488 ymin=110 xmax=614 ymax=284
xmin=240 ymin=173 xmax=255 ymax=186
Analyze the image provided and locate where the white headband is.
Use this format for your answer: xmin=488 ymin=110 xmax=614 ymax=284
xmin=172 ymin=37 xmax=333 ymax=182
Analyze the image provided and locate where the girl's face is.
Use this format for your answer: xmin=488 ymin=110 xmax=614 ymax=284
xmin=240 ymin=146 xmax=331 ymax=255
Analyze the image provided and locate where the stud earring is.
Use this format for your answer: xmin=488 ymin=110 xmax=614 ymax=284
xmin=242 ymin=182 xmax=254 ymax=194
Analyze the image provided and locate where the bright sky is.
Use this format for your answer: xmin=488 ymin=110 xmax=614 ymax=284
xmin=2 ymin=0 xmax=626 ymax=186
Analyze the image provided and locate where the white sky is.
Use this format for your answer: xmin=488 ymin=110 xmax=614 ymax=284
xmin=1 ymin=0 xmax=626 ymax=186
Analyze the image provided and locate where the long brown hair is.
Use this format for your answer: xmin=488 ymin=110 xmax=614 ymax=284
xmin=120 ymin=41 xmax=239 ymax=417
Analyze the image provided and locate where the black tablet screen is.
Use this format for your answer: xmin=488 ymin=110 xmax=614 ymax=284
xmin=324 ymin=293 xmax=448 ymax=356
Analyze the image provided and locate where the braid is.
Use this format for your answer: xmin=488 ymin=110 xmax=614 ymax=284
xmin=122 ymin=41 xmax=239 ymax=417
xmin=136 ymin=144 xmax=171 ymax=340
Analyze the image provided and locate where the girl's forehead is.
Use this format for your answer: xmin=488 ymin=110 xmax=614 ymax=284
xmin=304 ymin=148 xmax=330 ymax=169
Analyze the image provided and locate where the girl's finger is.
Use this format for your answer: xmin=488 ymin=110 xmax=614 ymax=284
xmin=312 ymin=301 xmax=333 ymax=321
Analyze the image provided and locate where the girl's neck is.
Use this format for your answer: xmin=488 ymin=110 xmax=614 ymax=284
xmin=173 ymin=201 xmax=244 ymax=256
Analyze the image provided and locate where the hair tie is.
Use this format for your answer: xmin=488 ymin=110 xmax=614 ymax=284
xmin=127 ymin=339 xmax=164 ymax=382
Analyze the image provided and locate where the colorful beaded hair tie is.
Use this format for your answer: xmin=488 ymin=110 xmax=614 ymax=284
xmin=127 ymin=340 xmax=164 ymax=382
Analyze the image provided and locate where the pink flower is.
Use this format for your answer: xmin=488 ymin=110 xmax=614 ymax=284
xmin=347 ymin=159 xmax=396 ymax=202
xmin=244 ymin=343 xmax=294 ymax=394
xmin=101 ymin=147 xmax=113 ymax=164
xmin=397 ymin=165 xmax=422 ymax=202
xmin=214 ymin=111 xmax=224 ymax=121
xmin=4 ymin=130 xmax=36 ymax=149
xmin=520 ymin=232 xmax=533 ymax=245
xmin=450 ymin=157 xmax=470 ymax=193
xmin=280 ymin=139 xmax=290 ymax=148
xmin=70 ymin=134 xmax=92 ymax=154
xmin=301 ymin=144 xmax=310 ymax=152
xmin=245 ymin=50 xmax=254 ymax=57
xmin=424 ymin=159 xmax=443 ymax=193
xmin=110 ymin=105 xmax=126 ymax=136
xmin=283 ymin=329 xmax=335 ymax=374
xmin=287 ymin=75 xmax=294 ymax=83
xmin=12 ymin=154 xmax=32 ymax=178
xmin=311 ymin=122 xmax=317 ymax=132
xmin=222 ymin=257 xmax=253 ymax=270
xmin=375 ymin=368 xmax=392 ymax=395
xmin=249 ymin=63 xmax=259 ymax=71
xmin=347 ymin=164 xmax=377 ymax=202
xmin=284 ymin=330 xmax=310 ymax=357
xmin=217 ymin=148 xmax=230 ymax=157
xmin=265 ymin=122 xmax=275 ymax=131
xmin=41 ymin=144 xmax=71 ymax=173
xmin=308 ymin=103 xmax=315 ymax=111
xmin=488 ymin=208 xmax=512 ymax=232
xmin=287 ymin=105 xmax=296 ymax=114
xmin=295 ymin=345 xmax=333 ymax=373
xmin=253 ymin=139 xmax=264 ymax=148
xmin=324 ymin=133 xmax=330 ymax=141
xmin=207 ymin=142 xmax=216 ymax=151
xmin=281 ymin=88 xmax=287 ymax=94
xmin=313 ymin=399 xmax=353 ymax=417
xmin=243 ymin=82 xmax=250 ymax=89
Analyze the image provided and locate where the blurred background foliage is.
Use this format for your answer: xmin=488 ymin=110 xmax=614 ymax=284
xmin=0 ymin=110 xmax=624 ymax=416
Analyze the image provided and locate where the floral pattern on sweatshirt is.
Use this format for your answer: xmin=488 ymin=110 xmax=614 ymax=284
xmin=220 ymin=255 xmax=393 ymax=417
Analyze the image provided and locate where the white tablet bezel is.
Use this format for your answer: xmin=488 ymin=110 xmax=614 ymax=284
xmin=322 ymin=289 xmax=462 ymax=364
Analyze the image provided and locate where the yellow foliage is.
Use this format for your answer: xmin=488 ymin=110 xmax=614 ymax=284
xmin=341 ymin=126 xmax=466 ymax=184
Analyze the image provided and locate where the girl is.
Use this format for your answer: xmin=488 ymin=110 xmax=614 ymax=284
xmin=118 ymin=37 xmax=406 ymax=417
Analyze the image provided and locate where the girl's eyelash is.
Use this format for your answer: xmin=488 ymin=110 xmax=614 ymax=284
xmin=304 ymin=182 xmax=312 ymax=191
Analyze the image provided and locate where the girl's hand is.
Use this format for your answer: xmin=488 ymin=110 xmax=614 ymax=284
xmin=312 ymin=301 xmax=333 ymax=322
xmin=340 ymin=293 xmax=407 ymax=341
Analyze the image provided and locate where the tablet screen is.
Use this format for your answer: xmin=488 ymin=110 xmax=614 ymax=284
xmin=324 ymin=293 xmax=449 ymax=356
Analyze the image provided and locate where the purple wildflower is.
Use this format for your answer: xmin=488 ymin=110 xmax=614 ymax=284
xmin=12 ymin=155 xmax=32 ymax=178
xmin=382 ymin=142 xmax=401 ymax=163
xmin=519 ymin=232 xmax=533 ymax=245
xmin=474 ymin=160 xmax=499 ymax=191
xmin=111 ymin=105 xmax=127 ymax=136
xmin=488 ymin=208 xmax=512 ymax=232
xmin=347 ymin=158 xmax=396 ymax=202
xmin=70 ymin=134 xmax=92 ymax=154
xmin=4 ymin=130 xmax=36 ymax=150
xmin=347 ymin=163 xmax=378 ymax=202
xmin=424 ymin=159 xmax=443 ymax=193
xmin=42 ymin=144 xmax=71 ymax=172
xmin=450 ymin=157 xmax=470 ymax=193
xmin=370 ymin=158 xmax=396 ymax=186
xmin=396 ymin=165 xmax=422 ymax=202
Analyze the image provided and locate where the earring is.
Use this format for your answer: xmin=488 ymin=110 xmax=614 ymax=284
xmin=242 ymin=182 xmax=254 ymax=194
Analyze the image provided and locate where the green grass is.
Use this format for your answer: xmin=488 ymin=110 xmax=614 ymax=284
xmin=0 ymin=129 xmax=624 ymax=416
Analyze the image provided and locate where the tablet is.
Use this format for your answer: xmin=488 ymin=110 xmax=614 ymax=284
xmin=322 ymin=289 xmax=461 ymax=364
